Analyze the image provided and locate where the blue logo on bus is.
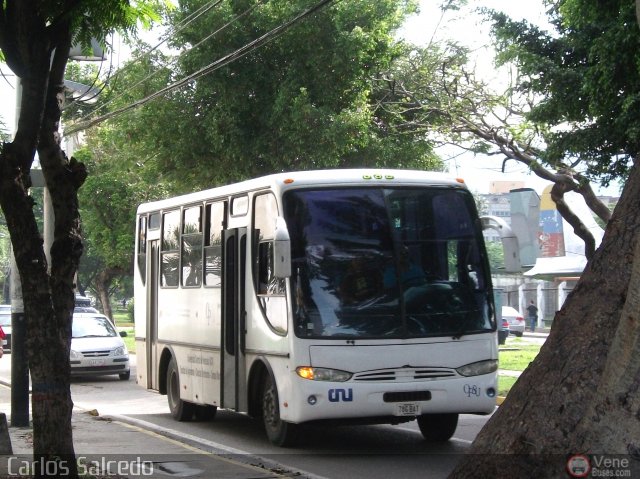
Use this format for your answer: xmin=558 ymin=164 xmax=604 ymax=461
xmin=328 ymin=388 xmax=353 ymax=402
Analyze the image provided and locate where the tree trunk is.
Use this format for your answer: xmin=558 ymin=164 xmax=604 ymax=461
xmin=95 ymin=270 xmax=114 ymax=321
xmin=0 ymin=24 xmax=83 ymax=478
xmin=450 ymin=165 xmax=640 ymax=477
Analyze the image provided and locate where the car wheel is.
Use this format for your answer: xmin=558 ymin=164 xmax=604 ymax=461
xmin=194 ymin=405 xmax=217 ymax=421
xmin=262 ymin=374 xmax=298 ymax=447
xmin=119 ymin=370 xmax=131 ymax=381
xmin=167 ymin=358 xmax=195 ymax=421
xmin=417 ymin=413 xmax=459 ymax=442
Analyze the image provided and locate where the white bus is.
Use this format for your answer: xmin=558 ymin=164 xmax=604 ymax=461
xmin=134 ymin=169 xmax=500 ymax=446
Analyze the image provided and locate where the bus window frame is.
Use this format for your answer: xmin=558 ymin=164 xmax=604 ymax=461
xmin=181 ymin=204 xmax=204 ymax=289
xmin=231 ymin=195 xmax=249 ymax=217
xmin=160 ymin=209 xmax=181 ymax=289
xmin=252 ymin=192 xmax=288 ymax=336
xmin=137 ymin=215 xmax=147 ymax=284
xmin=204 ymin=200 xmax=227 ymax=288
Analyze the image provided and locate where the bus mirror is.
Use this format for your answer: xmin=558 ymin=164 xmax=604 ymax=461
xmin=274 ymin=217 xmax=292 ymax=278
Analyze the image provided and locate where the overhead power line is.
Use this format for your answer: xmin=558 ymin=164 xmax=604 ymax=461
xmin=73 ymin=0 xmax=259 ymax=126
xmin=65 ymin=0 xmax=337 ymax=136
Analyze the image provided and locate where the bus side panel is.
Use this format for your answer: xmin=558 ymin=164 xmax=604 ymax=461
xmin=156 ymin=287 xmax=222 ymax=406
xmin=166 ymin=344 xmax=221 ymax=406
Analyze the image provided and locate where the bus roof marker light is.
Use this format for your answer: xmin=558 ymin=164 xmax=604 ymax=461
xmin=284 ymin=178 xmax=294 ymax=184
xmin=456 ymin=178 xmax=465 ymax=184
xmin=374 ymin=174 xmax=383 ymax=180
xmin=363 ymin=175 xmax=372 ymax=180
xmin=385 ymin=175 xmax=394 ymax=180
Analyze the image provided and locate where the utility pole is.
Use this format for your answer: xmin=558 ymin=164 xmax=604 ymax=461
xmin=9 ymin=79 xmax=29 ymax=427
xmin=9 ymin=256 xmax=28 ymax=427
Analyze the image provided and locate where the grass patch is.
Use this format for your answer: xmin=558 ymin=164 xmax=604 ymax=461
xmin=498 ymin=375 xmax=518 ymax=397
xmin=113 ymin=311 xmax=133 ymax=327
xmin=119 ymin=327 xmax=135 ymax=354
xmin=497 ymin=340 xmax=543 ymax=398
xmin=498 ymin=344 xmax=541 ymax=371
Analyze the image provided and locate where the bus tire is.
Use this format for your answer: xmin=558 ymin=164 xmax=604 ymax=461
xmin=194 ymin=405 xmax=217 ymax=421
xmin=417 ymin=413 xmax=458 ymax=442
xmin=262 ymin=374 xmax=298 ymax=447
xmin=167 ymin=358 xmax=195 ymax=421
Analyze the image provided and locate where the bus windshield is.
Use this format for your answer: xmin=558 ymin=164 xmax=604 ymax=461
xmin=284 ymin=187 xmax=493 ymax=339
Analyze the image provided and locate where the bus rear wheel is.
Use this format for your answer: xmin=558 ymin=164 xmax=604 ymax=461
xmin=417 ymin=413 xmax=459 ymax=442
xmin=261 ymin=374 xmax=298 ymax=447
xmin=167 ymin=358 xmax=195 ymax=421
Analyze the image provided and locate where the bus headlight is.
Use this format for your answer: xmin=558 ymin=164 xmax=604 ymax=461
xmin=456 ymin=359 xmax=498 ymax=377
xmin=296 ymin=367 xmax=352 ymax=382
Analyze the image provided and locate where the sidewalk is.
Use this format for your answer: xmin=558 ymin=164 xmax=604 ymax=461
xmin=0 ymin=375 xmax=310 ymax=478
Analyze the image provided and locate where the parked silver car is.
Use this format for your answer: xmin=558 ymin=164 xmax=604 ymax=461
xmin=502 ymin=306 xmax=525 ymax=337
xmin=70 ymin=314 xmax=130 ymax=380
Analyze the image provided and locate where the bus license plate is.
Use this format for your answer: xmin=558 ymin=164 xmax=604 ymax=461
xmin=395 ymin=403 xmax=420 ymax=416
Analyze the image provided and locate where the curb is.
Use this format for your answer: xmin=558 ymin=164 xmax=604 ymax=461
xmin=101 ymin=413 xmax=329 ymax=479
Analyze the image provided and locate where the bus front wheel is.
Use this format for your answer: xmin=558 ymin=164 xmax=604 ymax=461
xmin=261 ymin=374 xmax=298 ymax=447
xmin=167 ymin=358 xmax=195 ymax=421
xmin=417 ymin=413 xmax=459 ymax=442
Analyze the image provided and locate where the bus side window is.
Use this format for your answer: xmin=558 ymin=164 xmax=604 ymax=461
xmin=182 ymin=206 xmax=203 ymax=287
xmin=254 ymin=193 xmax=287 ymax=334
xmin=204 ymin=201 xmax=225 ymax=287
xmin=161 ymin=210 xmax=180 ymax=287
xmin=137 ymin=215 xmax=147 ymax=283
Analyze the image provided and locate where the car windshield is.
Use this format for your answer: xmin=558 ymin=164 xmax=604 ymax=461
xmin=72 ymin=316 xmax=117 ymax=338
xmin=0 ymin=313 xmax=9 ymax=327
xmin=284 ymin=187 xmax=493 ymax=339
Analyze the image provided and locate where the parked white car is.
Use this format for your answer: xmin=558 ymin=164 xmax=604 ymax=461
xmin=70 ymin=314 xmax=130 ymax=380
xmin=502 ymin=306 xmax=525 ymax=337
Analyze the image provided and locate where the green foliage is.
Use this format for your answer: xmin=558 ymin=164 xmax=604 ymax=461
xmin=498 ymin=343 xmax=541 ymax=371
xmin=76 ymin=0 xmax=451 ymax=289
xmin=489 ymin=0 xmax=640 ymax=185
xmin=485 ymin=240 xmax=505 ymax=272
xmin=80 ymin=174 xmax=138 ymax=269
xmin=101 ymin=0 xmax=440 ymax=191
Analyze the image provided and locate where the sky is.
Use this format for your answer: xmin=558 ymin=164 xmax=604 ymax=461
xmin=0 ymin=1 xmax=623 ymax=197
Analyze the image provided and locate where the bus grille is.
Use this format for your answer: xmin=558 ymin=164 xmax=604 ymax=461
xmin=352 ymin=368 xmax=456 ymax=382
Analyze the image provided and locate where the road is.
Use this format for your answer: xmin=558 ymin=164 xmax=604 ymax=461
xmin=0 ymin=332 xmax=547 ymax=478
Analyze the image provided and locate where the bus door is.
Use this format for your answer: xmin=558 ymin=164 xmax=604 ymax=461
xmin=221 ymin=228 xmax=247 ymax=411
xmin=146 ymin=239 xmax=159 ymax=390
